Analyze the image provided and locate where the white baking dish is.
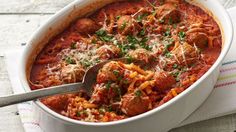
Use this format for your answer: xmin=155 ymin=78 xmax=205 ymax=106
xmin=19 ymin=0 xmax=233 ymax=132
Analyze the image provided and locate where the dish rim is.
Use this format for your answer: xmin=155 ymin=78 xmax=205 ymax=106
xmin=19 ymin=0 xmax=234 ymax=126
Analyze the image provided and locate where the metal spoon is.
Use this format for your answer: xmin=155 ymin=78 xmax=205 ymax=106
xmin=0 ymin=58 xmax=125 ymax=107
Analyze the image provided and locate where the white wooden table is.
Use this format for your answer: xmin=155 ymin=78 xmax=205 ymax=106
xmin=0 ymin=0 xmax=236 ymax=132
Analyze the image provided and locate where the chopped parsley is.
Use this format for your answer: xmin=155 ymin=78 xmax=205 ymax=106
xmin=116 ymin=35 xmax=151 ymax=55
xmin=77 ymin=111 xmax=81 ymax=117
xmin=136 ymin=13 xmax=149 ymax=22
xmin=164 ymin=52 xmax=172 ymax=58
xmin=125 ymin=55 xmax=133 ymax=63
xmin=117 ymin=76 xmax=122 ymax=81
xmin=70 ymin=42 xmax=76 ymax=49
xmin=95 ymin=58 xmax=100 ymax=63
xmin=81 ymin=59 xmax=92 ymax=67
xmin=99 ymin=107 xmax=106 ymax=114
xmin=139 ymin=28 xmax=146 ymax=36
xmin=173 ymin=64 xmax=179 ymax=69
xmin=113 ymin=70 xmax=120 ymax=76
xmin=105 ymin=81 xmax=112 ymax=89
xmin=121 ymin=21 xmax=127 ymax=30
xmin=65 ymin=56 xmax=75 ymax=64
xmin=164 ymin=28 xmax=171 ymax=37
xmin=77 ymin=110 xmax=87 ymax=117
xmin=140 ymin=37 xmax=152 ymax=50
xmin=95 ymin=29 xmax=106 ymax=36
xmin=127 ymin=35 xmax=139 ymax=45
xmin=159 ymin=19 xmax=165 ymax=24
xmin=135 ymin=89 xmax=142 ymax=97
xmin=123 ymin=79 xmax=129 ymax=84
xmin=179 ymin=31 xmax=186 ymax=41
xmin=116 ymin=15 xmax=121 ymax=20
xmin=163 ymin=39 xmax=173 ymax=56
xmin=95 ymin=29 xmax=113 ymax=42
xmin=171 ymin=71 xmax=181 ymax=81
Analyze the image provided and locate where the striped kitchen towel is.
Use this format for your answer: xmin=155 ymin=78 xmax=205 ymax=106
xmin=4 ymin=6 xmax=236 ymax=132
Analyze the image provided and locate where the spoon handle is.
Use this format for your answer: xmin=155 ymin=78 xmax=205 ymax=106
xmin=0 ymin=83 xmax=84 ymax=107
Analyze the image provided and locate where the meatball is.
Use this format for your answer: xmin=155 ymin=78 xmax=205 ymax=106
xmin=117 ymin=15 xmax=141 ymax=35
xmin=157 ymin=3 xmax=181 ymax=24
xmin=187 ymin=32 xmax=209 ymax=49
xmin=61 ymin=64 xmax=85 ymax=83
xmin=75 ymin=18 xmax=100 ymax=35
xmin=41 ymin=94 xmax=75 ymax=112
xmin=171 ymin=43 xmax=198 ymax=66
xmin=121 ymin=92 xmax=151 ymax=116
xmin=127 ymin=48 xmax=152 ymax=63
xmin=96 ymin=45 xmax=120 ymax=60
xmin=154 ymin=71 xmax=176 ymax=91
xmin=96 ymin=61 xmax=124 ymax=83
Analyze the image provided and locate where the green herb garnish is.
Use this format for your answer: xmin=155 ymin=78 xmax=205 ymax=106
xmin=140 ymin=37 xmax=151 ymax=50
xmin=164 ymin=52 xmax=172 ymax=58
xmin=135 ymin=90 xmax=142 ymax=97
xmin=77 ymin=111 xmax=81 ymax=117
xmin=125 ymin=55 xmax=133 ymax=63
xmin=121 ymin=21 xmax=127 ymax=30
xmin=159 ymin=19 xmax=165 ymax=24
xmin=179 ymin=31 xmax=186 ymax=41
xmin=116 ymin=15 xmax=121 ymax=20
xmin=65 ymin=56 xmax=75 ymax=64
xmin=70 ymin=42 xmax=76 ymax=49
xmin=105 ymin=81 xmax=112 ymax=89
xmin=139 ymin=28 xmax=146 ymax=36
xmin=136 ymin=13 xmax=148 ymax=22
xmin=113 ymin=70 xmax=120 ymax=76
xmin=171 ymin=71 xmax=181 ymax=81
xmin=81 ymin=59 xmax=92 ymax=67
xmin=164 ymin=28 xmax=171 ymax=37
xmin=95 ymin=29 xmax=113 ymax=42
xmin=173 ymin=64 xmax=179 ymax=69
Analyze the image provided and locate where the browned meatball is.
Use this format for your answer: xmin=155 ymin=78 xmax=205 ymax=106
xmin=171 ymin=43 xmax=198 ymax=66
xmin=75 ymin=18 xmax=100 ymax=35
xmin=96 ymin=61 xmax=124 ymax=83
xmin=121 ymin=92 xmax=151 ymax=116
xmin=154 ymin=71 xmax=176 ymax=91
xmin=41 ymin=94 xmax=75 ymax=112
xmin=127 ymin=48 xmax=152 ymax=63
xmin=61 ymin=64 xmax=85 ymax=83
xmin=96 ymin=45 xmax=120 ymax=60
xmin=117 ymin=15 xmax=141 ymax=35
xmin=187 ymin=32 xmax=209 ymax=49
xmin=157 ymin=3 xmax=181 ymax=24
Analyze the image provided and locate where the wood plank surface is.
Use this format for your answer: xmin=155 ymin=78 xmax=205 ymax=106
xmin=0 ymin=0 xmax=73 ymax=14
xmin=0 ymin=15 xmax=51 ymax=54
xmin=0 ymin=57 xmax=24 ymax=132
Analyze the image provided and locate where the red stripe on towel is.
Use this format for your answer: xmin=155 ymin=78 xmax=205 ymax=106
xmin=214 ymin=80 xmax=236 ymax=88
xmin=220 ymin=67 xmax=236 ymax=73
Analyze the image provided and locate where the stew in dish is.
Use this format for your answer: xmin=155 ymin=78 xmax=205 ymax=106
xmin=30 ymin=0 xmax=222 ymax=122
